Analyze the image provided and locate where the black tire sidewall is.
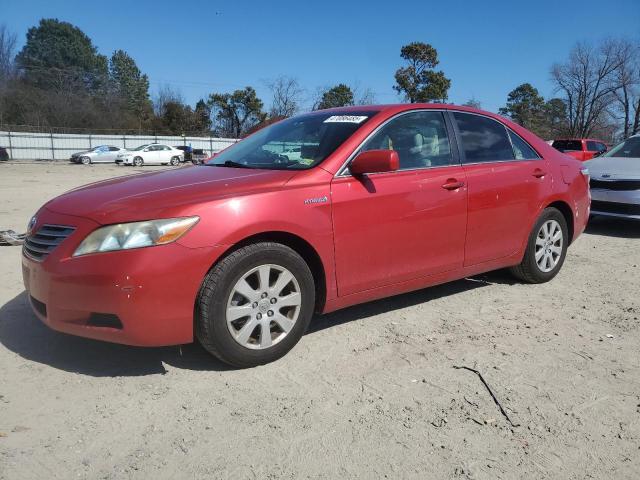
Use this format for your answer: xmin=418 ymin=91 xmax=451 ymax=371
xmin=200 ymin=244 xmax=315 ymax=367
xmin=524 ymin=208 xmax=569 ymax=282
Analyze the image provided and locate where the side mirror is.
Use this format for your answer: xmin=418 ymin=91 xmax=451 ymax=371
xmin=349 ymin=150 xmax=399 ymax=175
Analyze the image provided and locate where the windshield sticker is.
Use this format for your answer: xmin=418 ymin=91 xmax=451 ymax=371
xmin=323 ymin=115 xmax=368 ymax=124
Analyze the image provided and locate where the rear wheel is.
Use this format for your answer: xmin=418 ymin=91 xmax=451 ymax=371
xmin=510 ymin=207 xmax=568 ymax=283
xmin=196 ymin=242 xmax=315 ymax=368
xmin=133 ymin=156 xmax=143 ymax=167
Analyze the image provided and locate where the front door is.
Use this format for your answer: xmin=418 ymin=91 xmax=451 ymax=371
xmin=331 ymin=110 xmax=468 ymax=296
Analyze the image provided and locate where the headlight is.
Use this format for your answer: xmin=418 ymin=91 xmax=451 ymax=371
xmin=73 ymin=216 xmax=199 ymax=256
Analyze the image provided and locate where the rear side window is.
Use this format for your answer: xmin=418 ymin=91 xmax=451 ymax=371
xmin=508 ymin=130 xmax=540 ymax=160
xmin=453 ymin=112 xmax=514 ymax=163
xmin=552 ymin=140 xmax=582 ymax=152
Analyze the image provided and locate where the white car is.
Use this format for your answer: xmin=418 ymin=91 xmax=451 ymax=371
xmin=117 ymin=144 xmax=184 ymax=166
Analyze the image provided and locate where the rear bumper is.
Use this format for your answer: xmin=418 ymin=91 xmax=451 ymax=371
xmin=590 ymin=188 xmax=640 ymax=220
xmin=22 ymin=208 xmax=225 ymax=346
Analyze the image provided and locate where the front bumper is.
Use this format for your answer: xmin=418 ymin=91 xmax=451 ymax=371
xmin=590 ymin=188 xmax=640 ymax=220
xmin=22 ymin=208 xmax=225 ymax=346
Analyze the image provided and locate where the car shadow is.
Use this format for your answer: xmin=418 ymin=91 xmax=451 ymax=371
xmin=306 ymin=271 xmax=510 ymax=334
xmin=0 ymin=291 xmax=232 ymax=376
xmin=0 ymin=271 xmax=510 ymax=376
xmin=585 ymin=216 xmax=640 ymax=239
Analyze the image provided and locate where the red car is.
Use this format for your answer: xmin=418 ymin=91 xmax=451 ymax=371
xmin=22 ymin=105 xmax=590 ymax=367
xmin=551 ymin=138 xmax=608 ymax=161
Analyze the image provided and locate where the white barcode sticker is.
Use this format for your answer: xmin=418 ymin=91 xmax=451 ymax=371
xmin=323 ymin=115 xmax=368 ymax=124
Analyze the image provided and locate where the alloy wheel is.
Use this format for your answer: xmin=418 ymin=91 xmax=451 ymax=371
xmin=535 ymin=219 xmax=563 ymax=273
xmin=226 ymin=264 xmax=302 ymax=350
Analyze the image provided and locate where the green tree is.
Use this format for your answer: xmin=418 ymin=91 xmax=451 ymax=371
xmin=542 ymin=98 xmax=569 ymax=138
xmin=316 ymin=84 xmax=354 ymax=110
xmin=193 ymin=99 xmax=212 ymax=133
xmin=16 ymin=18 xmax=108 ymax=92
xmin=109 ymin=50 xmax=152 ymax=128
xmin=498 ymin=83 xmax=546 ymax=134
xmin=394 ymin=42 xmax=450 ymax=103
xmin=208 ymin=87 xmax=266 ymax=137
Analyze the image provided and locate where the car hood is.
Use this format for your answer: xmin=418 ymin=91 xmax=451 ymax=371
xmin=44 ymin=166 xmax=297 ymax=224
xmin=584 ymin=156 xmax=640 ymax=180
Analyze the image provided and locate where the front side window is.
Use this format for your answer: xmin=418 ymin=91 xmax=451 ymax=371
xmin=207 ymin=111 xmax=379 ymax=170
xmin=359 ymin=111 xmax=453 ymax=169
xmin=586 ymin=141 xmax=600 ymax=152
xmin=508 ymin=129 xmax=540 ymax=160
xmin=453 ymin=112 xmax=514 ymax=163
xmin=604 ymin=136 xmax=640 ymax=158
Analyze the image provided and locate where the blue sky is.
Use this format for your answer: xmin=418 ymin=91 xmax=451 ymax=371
xmin=2 ymin=0 xmax=639 ymax=113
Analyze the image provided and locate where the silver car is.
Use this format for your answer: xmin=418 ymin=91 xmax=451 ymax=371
xmin=70 ymin=145 xmax=125 ymax=165
xmin=586 ymin=134 xmax=640 ymax=220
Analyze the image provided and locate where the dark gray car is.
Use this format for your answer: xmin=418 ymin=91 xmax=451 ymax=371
xmin=586 ymin=134 xmax=640 ymax=220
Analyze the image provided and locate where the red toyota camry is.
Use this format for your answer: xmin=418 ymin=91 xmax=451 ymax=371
xmin=22 ymin=105 xmax=590 ymax=367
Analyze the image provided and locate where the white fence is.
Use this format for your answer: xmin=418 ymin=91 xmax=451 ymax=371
xmin=0 ymin=131 xmax=238 ymax=160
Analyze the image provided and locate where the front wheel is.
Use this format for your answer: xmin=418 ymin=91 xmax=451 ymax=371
xmin=133 ymin=156 xmax=143 ymax=167
xmin=81 ymin=156 xmax=91 ymax=165
xmin=510 ymin=207 xmax=568 ymax=283
xmin=170 ymin=156 xmax=180 ymax=166
xmin=196 ymin=242 xmax=315 ymax=368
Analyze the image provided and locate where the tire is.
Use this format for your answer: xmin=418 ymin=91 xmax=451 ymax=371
xmin=170 ymin=156 xmax=180 ymax=166
xmin=510 ymin=207 xmax=568 ymax=283
xmin=196 ymin=242 xmax=315 ymax=368
xmin=133 ymin=156 xmax=143 ymax=167
xmin=81 ymin=156 xmax=91 ymax=165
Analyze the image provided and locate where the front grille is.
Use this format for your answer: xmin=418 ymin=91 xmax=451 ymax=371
xmin=23 ymin=224 xmax=76 ymax=261
xmin=591 ymin=200 xmax=640 ymax=216
xmin=590 ymin=179 xmax=640 ymax=191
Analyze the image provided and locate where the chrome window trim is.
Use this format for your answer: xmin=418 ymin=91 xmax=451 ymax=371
xmin=335 ymin=109 xmax=454 ymax=177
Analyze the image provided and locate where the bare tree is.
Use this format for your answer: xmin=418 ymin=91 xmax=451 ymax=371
xmin=551 ymin=39 xmax=626 ymax=138
xmin=266 ymin=76 xmax=303 ymax=118
xmin=153 ymin=84 xmax=184 ymax=117
xmin=611 ymin=39 xmax=640 ymax=137
xmin=353 ymin=83 xmax=376 ymax=105
xmin=0 ymin=24 xmax=17 ymax=82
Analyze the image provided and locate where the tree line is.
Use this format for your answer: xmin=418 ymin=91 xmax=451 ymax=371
xmin=0 ymin=18 xmax=638 ymax=141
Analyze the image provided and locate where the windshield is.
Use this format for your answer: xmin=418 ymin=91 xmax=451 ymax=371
xmin=206 ymin=111 xmax=379 ymax=170
xmin=91 ymin=145 xmax=108 ymax=152
xmin=552 ymin=140 xmax=582 ymax=152
xmin=132 ymin=144 xmax=151 ymax=151
xmin=604 ymin=136 xmax=640 ymax=158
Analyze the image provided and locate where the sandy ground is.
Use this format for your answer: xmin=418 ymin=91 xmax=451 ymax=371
xmin=0 ymin=162 xmax=639 ymax=480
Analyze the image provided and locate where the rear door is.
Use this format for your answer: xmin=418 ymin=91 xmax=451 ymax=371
xmin=331 ymin=110 xmax=467 ymax=296
xmin=451 ymin=111 xmax=552 ymax=266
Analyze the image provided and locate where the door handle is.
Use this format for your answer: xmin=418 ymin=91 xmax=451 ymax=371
xmin=441 ymin=179 xmax=465 ymax=190
xmin=532 ymin=168 xmax=547 ymax=178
